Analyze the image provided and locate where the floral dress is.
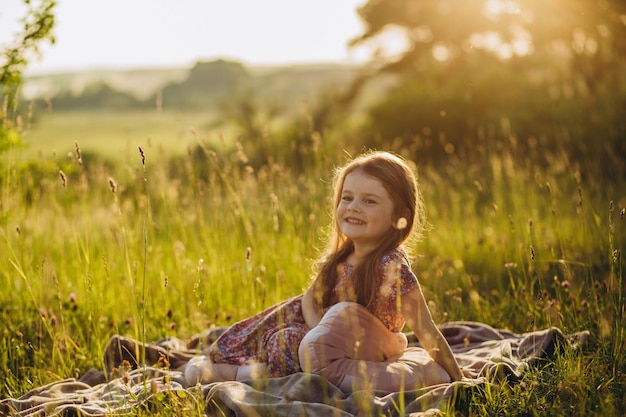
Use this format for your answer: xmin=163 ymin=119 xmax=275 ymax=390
xmin=206 ymin=249 xmax=418 ymax=377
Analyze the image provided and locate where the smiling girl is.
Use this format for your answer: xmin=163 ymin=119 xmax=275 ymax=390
xmin=185 ymin=150 xmax=464 ymax=390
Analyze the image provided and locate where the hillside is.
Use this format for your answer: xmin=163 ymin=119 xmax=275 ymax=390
xmin=22 ymin=67 xmax=189 ymax=100
xmin=21 ymin=61 xmax=366 ymax=111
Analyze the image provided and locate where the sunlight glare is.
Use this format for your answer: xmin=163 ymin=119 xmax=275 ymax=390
xmin=432 ymin=43 xmax=450 ymax=62
xmin=496 ymin=44 xmax=513 ymax=59
xmin=483 ymin=32 xmax=502 ymax=50
xmin=485 ymin=0 xmax=521 ymax=18
xmin=413 ymin=25 xmax=434 ymax=44
xmin=469 ymin=25 xmax=532 ymax=59
xmin=354 ymin=25 xmax=412 ymax=61
xmin=512 ymin=38 xmax=533 ymax=56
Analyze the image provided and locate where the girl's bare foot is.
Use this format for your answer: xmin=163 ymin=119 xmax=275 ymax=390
xmin=184 ymin=356 xmax=268 ymax=385
xmin=184 ymin=356 xmax=238 ymax=384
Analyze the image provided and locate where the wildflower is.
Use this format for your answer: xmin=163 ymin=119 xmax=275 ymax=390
xmin=120 ymin=360 xmax=132 ymax=372
xmin=561 ymin=280 xmax=570 ymax=288
xmin=122 ymin=372 xmax=131 ymax=385
xmin=396 ymin=217 xmax=408 ymax=230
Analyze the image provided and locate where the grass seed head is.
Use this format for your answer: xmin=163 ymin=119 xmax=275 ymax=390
xmin=74 ymin=141 xmax=82 ymax=165
xmin=108 ymin=177 xmax=117 ymax=194
xmin=138 ymin=145 xmax=145 ymax=166
xmin=59 ymin=170 xmax=67 ymax=187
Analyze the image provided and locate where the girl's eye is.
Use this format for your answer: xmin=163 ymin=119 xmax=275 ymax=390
xmin=341 ymin=195 xmax=353 ymax=202
xmin=365 ymin=199 xmax=377 ymax=204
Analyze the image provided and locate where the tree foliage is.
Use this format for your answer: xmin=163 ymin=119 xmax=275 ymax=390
xmin=1 ymin=0 xmax=56 ymax=151
xmin=347 ymin=0 xmax=626 ymax=176
xmin=158 ymin=60 xmax=250 ymax=109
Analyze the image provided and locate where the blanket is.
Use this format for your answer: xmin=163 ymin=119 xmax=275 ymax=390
xmin=0 ymin=322 xmax=588 ymax=416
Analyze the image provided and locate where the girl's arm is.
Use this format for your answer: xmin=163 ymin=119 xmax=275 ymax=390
xmin=400 ymin=285 xmax=464 ymax=381
xmin=302 ymin=284 xmax=322 ymax=329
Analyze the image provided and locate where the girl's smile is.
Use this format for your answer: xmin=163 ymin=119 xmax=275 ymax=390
xmin=337 ymin=168 xmax=395 ymax=254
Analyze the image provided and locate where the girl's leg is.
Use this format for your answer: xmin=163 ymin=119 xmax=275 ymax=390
xmin=265 ymin=323 xmax=309 ymax=377
xmin=298 ymin=302 xmax=450 ymax=392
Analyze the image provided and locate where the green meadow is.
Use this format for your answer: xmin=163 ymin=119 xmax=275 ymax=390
xmin=1 ymin=109 xmax=624 ymax=415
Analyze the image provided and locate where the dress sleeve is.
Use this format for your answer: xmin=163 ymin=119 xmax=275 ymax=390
xmin=380 ymin=251 xmax=418 ymax=296
xmin=399 ymin=261 xmax=418 ymax=295
xmin=375 ymin=251 xmax=419 ymax=332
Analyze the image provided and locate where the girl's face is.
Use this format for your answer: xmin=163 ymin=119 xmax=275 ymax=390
xmin=336 ymin=168 xmax=396 ymax=252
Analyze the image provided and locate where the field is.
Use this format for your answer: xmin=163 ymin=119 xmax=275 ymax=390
xmin=1 ymin=109 xmax=625 ymax=415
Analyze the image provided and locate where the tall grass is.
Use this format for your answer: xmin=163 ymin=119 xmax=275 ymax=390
xmin=0 ymin=115 xmax=624 ymax=415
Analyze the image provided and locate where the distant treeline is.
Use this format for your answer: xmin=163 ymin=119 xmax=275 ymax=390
xmin=34 ymin=60 xmax=360 ymax=113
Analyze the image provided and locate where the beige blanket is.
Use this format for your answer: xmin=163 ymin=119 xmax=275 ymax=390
xmin=0 ymin=322 xmax=588 ymax=416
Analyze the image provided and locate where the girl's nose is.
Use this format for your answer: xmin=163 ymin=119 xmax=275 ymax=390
xmin=348 ymin=202 xmax=360 ymax=212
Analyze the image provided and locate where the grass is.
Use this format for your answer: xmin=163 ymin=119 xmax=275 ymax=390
xmin=17 ymin=109 xmax=232 ymax=161
xmin=1 ymin=109 xmax=625 ymax=415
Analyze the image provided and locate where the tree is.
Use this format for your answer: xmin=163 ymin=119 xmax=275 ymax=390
xmin=351 ymin=0 xmax=626 ymax=87
xmin=345 ymin=0 xmax=626 ymax=172
xmin=1 ymin=0 xmax=56 ymax=152
xmin=158 ymin=60 xmax=251 ymax=109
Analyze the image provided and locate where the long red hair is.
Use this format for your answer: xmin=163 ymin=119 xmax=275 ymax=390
xmin=312 ymin=151 xmax=425 ymax=310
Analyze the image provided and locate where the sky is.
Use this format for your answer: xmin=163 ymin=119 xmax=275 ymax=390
xmin=0 ymin=0 xmax=369 ymax=75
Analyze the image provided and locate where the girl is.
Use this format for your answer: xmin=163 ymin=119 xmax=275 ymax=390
xmin=184 ymin=150 xmax=464 ymax=390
